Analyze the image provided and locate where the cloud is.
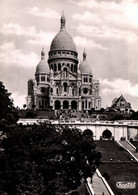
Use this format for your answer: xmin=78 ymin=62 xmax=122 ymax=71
xmin=11 ymin=92 xmax=26 ymax=108
xmin=74 ymin=36 xmax=107 ymax=50
xmin=74 ymin=23 xmax=138 ymax=42
xmin=0 ymin=42 xmax=39 ymax=68
xmin=27 ymin=31 xmax=56 ymax=45
xmin=71 ymin=0 xmax=138 ymax=28
xmin=26 ymin=7 xmax=60 ymax=19
xmin=72 ymin=11 xmax=101 ymax=23
xmin=101 ymin=78 xmax=138 ymax=97
xmin=0 ymin=23 xmax=56 ymax=45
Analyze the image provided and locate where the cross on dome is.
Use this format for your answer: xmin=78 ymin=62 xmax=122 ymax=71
xmin=83 ymin=49 xmax=87 ymax=60
xmin=41 ymin=47 xmax=45 ymax=59
xmin=60 ymin=11 xmax=66 ymax=30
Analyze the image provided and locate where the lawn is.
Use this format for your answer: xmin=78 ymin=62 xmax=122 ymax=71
xmin=99 ymin=162 xmax=138 ymax=195
xmin=95 ymin=140 xmax=132 ymax=162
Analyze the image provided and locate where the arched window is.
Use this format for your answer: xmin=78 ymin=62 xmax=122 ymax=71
xmin=55 ymin=100 xmax=61 ymax=110
xmin=71 ymin=64 xmax=73 ymax=72
xmin=86 ymin=77 xmax=88 ymax=82
xmin=63 ymin=100 xmax=69 ymax=109
xmin=74 ymin=65 xmax=77 ymax=73
xmin=82 ymin=102 xmax=84 ymax=109
xmin=54 ymin=64 xmax=57 ymax=71
xmin=63 ymin=82 xmax=67 ymax=92
xmin=71 ymin=101 xmax=77 ymax=110
xmin=57 ymin=88 xmax=59 ymax=95
xmin=85 ymin=100 xmax=87 ymax=109
xmin=58 ymin=63 xmax=61 ymax=71
xmin=72 ymin=88 xmax=74 ymax=96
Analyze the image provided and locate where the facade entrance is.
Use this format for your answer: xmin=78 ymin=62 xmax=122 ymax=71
xmin=55 ymin=100 xmax=61 ymax=110
xmin=71 ymin=101 xmax=77 ymax=110
xmin=102 ymin=129 xmax=112 ymax=139
xmin=63 ymin=100 xmax=69 ymax=109
xmin=83 ymin=129 xmax=93 ymax=137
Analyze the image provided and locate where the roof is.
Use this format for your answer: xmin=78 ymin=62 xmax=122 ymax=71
xmin=36 ymin=48 xmax=49 ymax=74
xmin=111 ymin=95 xmax=131 ymax=109
xmin=79 ymin=50 xmax=92 ymax=74
xmin=49 ymin=13 xmax=76 ymax=52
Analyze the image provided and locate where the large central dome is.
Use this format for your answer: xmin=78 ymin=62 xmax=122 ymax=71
xmin=50 ymin=13 xmax=76 ymax=52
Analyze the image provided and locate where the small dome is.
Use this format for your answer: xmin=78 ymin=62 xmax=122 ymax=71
xmin=79 ymin=50 xmax=92 ymax=74
xmin=36 ymin=48 xmax=49 ymax=74
xmin=50 ymin=13 xmax=76 ymax=52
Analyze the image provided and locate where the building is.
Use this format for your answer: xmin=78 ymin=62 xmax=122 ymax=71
xmin=111 ymin=95 xmax=131 ymax=112
xmin=27 ymin=13 xmax=101 ymax=111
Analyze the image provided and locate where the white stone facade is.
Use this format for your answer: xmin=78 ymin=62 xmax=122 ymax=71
xmin=27 ymin=13 xmax=101 ymax=111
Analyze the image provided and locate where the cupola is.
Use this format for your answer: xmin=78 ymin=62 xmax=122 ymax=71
xmin=36 ymin=48 xmax=49 ymax=74
xmin=79 ymin=50 xmax=92 ymax=75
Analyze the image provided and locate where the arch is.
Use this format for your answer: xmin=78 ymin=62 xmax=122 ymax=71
xmin=71 ymin=101 xmax=77 ymax=110
xmin=102 ymin=129 xmax=112 ymax=139
xmin=74 ymin=65 xmax=77 ymax=73
xmin=71 ymin=64 xmax=73 ymax=72
xmin=55 ymin=100 xmax=61 ymax=110
xmin=83 ymin=129 xmax=93 ymax=137
xmin=63 ymin=100 xmax=69 ymax=109
xmin=58 ymin=63 xmax=61 ymax=71
xmin=63 ymin=82 xmax=67 ymax=92
xmin=82 ymin=102 xmax=84 ymax=109
xmin=56 ymin=88 xmax=59 ymax=95
xmin=54 ymin=64 xmax=57 ymax=71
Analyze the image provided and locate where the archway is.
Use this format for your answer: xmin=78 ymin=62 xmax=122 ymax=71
xmin=63 ymin=100 xmax=69 ymax=109
xmin=63 ymin=82 xmax=67 ymax=92
xmin=102 ymin=129 xmax=112 ymax=139
xmin=83 ymin=129 xmax=93 ymax=137
xmin=71 ymin=101 xmax=77 ymax=110
xmin=55 ymin=100 xmax=61 ymax=110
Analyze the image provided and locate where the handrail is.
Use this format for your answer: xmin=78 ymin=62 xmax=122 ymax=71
xmin=96 ymin=169 xmax=115 ymax=195
xmin=126 ymin=140 xmax=136 ymax=150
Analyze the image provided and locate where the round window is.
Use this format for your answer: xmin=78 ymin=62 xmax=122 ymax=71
xmin=83 ymin=88 xmax=88 ymax=94
xmin=41 ymin=87 xmax=46 ymax=93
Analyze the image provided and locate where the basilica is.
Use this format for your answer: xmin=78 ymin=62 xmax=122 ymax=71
xmin=27 ymin=13 xmax=101 ymax=111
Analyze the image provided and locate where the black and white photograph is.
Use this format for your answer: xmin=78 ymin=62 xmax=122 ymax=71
xmin=0 ymin=0 xmax=138 ymax=194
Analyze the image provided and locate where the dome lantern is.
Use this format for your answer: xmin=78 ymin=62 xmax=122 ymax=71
xmin=60 ymin=11 xmax=66 ymax=30
xmin=83 ymin=49 xmax=87 ymax=60
xmin=41 ymin=47 xmax=45 ymax=60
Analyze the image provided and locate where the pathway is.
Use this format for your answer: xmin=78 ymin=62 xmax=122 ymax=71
xmin=91 ymin=171 xmax=110 ymax=195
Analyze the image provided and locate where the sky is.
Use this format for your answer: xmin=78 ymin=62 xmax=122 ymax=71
xmin=0 ymin=0 xmax=138 ymax=110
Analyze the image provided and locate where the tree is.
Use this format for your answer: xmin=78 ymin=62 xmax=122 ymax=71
xmin=130 ymin=111 xmax=138 ymax=120
xmin=0 ymin=82 xmax=101 ymax=194
xmin=0 ymin=123 xmax=101 ymax=194
xmin=0 ymin=81 xmax=18 ymax=122
xmin=100 ymin=108 xmax=105 ymax=113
